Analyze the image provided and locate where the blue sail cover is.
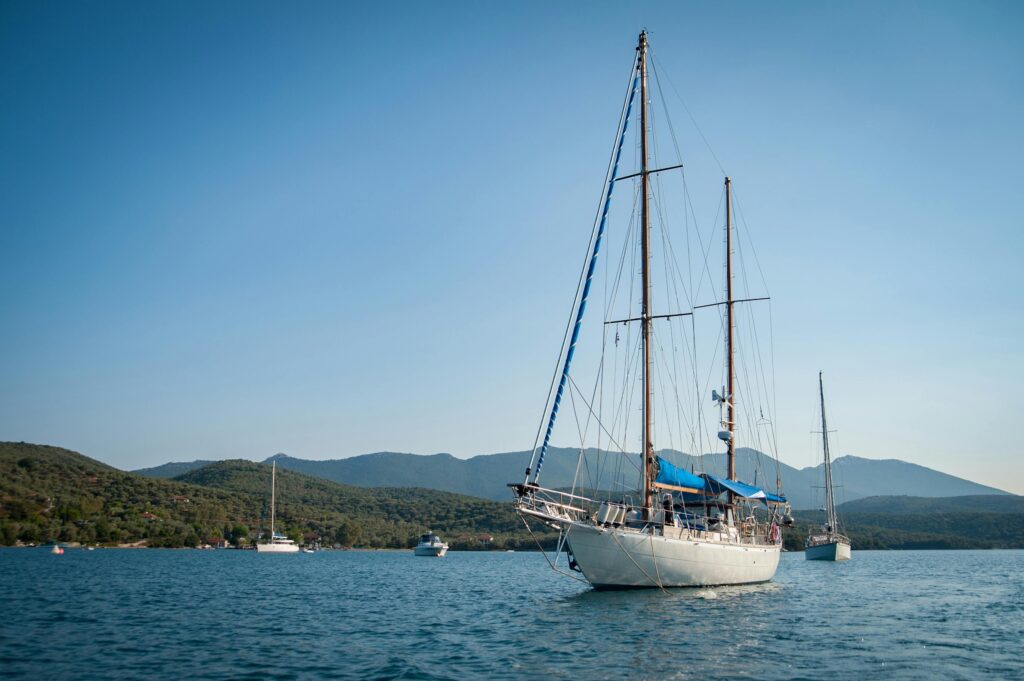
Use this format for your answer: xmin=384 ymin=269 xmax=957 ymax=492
xmin=702 ymin=474 xmax=787 ymax=504
xmin=655 ymin=457 xmax=706 ymax=492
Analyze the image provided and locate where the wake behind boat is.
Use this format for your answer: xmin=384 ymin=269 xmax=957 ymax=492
xmin=805 ymin=372 xmax=851 ymax=561
xmin=510 ymin=32 xmax=792 ymax=589
xmin=414 ymin=532 xmax=448 ymax=557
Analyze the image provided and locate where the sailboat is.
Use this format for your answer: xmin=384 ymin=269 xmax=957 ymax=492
xmin=510 ymin=32 xmax=791 ymax=589
xmin=804 ymin=372 xmax=851 ymax=561
xmin=256 ymin=460 xmax=299 ymax=553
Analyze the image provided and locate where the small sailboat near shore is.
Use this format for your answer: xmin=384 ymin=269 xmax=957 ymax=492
xmin=257 ymin=461 xmax=299 ymax=554
xmin=805 ymin=372 xmax=851 ymax=561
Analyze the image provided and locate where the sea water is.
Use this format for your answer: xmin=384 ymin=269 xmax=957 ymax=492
xmin=0 ymin=548 xmax=1020 ymax=680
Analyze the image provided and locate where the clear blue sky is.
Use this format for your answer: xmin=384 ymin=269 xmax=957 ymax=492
xmin=1 ymin=1 xmax=1021 ymax=493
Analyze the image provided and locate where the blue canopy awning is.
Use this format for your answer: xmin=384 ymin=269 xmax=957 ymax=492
xmin=654 ymin=457 xmax=706 ymax=492
xmin=703 ymin=474 xmax=787 ymax=504
xmin=653 ymin=458 xmax=787 ymax=504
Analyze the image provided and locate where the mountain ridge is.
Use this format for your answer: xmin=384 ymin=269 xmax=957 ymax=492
xmin=134 ymin=447 xmax=1009 ymax=508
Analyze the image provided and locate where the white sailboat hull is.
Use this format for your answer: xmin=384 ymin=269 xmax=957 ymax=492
xmin=804 ymin=540 xmax=850 ymax=561
xmin=566 ymin=522 xmax=780 ymax=589
xmin=256 ymin=542 xmax=300 ymax=553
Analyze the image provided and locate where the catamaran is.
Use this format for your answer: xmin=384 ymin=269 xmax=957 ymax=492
xmin=511 ymin=31 xmax=791 ymax=589
xmin=805 ymin=372 xmax=851 ymax=561
xmin=257 ymin=460 xmax=299 ymax=553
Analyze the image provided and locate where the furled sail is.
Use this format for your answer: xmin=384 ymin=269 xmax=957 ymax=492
xmin=654 ymin=457 xmax=706 ymax=492
xmin=654 ymin=458 xmax=786 ymax=504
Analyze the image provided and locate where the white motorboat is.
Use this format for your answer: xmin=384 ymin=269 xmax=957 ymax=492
xmin=414 ymin=532 xmax=448 ymax=557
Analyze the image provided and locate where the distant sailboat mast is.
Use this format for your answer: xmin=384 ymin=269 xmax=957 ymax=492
xmin=270 ymin=460 xmax=276 ymax=539
xmin=819 ymin=372 xmax=837 ymax=532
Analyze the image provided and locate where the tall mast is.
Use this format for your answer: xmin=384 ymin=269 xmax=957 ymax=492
xmin=819 ymin=371 xmax=837 ymax=532
xmin=270 ymin=460 xmax=276 ymax=539
xmin=639 ymin=31 xmax=655 ymax=514
xmin=725 ymin=177 xmax=736 ymax=484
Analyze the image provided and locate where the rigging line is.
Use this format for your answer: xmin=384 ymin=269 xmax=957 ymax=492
xmin=650 ymin=49 xmax=727 ymax=176
xmin=732 ymin=225 xmax=775 ymax=466
xmin=652 ymin=322 xmax=698 ymax=456
xmin=609 ymin=528 xmax=667 ymax=592
xmin=568 ymin=374 xmax=638 ymax=473
xmin=663 ymin=314 xmax=692 ymax=464
xmin=690 ymin=183 xmax=725 ymax=317
xmin=650 ymin=56 xmax=699 ymax=311
xmin=689 ymin=317 xmax=705 ymax=471
xmin=768 ymin=301 xmax=781 ymax=490
xmin=610 ymin=323 xmax=642 ymax=491
xmin=655 ymin=342 xmax=681 ymax=459
xmin=605 ymin=188 xmax=641 ymax=319
xmin=519 ymin=516 xmax=589 ymax=584
xmin=730 ymin=191 xmax=782 ymax=473
xmin=610 ymin=232 xmax=644 ymax=446
xmin=648 ymin=172 xmax=702 ymax=461
xmin=731 ymin=189 xmax=772 ymax=297
xmin=528 ymin=56 xmax=639 ymax=480
xmin=566 ymin=366 xmax=588 ymax=481
xmin=531 ymin=59 xmax=640 ymax=484
xmin=647 ymin=307 xmax=680 ymax=449
xmin=607 ymin=314 xmax=641 ymax=445
xmin=593 ymin=318 xmax=608 ymax=495
xmin=579 ymin=341 xmax=609 ymax=493
xmin=648 ymin=529 xmax=666 ymax=591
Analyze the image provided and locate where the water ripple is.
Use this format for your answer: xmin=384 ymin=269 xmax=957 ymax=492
xmin=0 ymin=549 xmax=1021 ymax=679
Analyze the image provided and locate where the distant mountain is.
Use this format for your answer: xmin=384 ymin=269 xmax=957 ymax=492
xmin=133 ymin=460 xmax=215 ymax=478
xmin=266 ymin=448 xmax=1010 ymax=508
xmin=261 ymin=447 xmax=586 ymax=502
xmin=805 ymin=456 xmax=1008 ymax=507
xmin=135 ymin=447 xmax=1009 ymax=508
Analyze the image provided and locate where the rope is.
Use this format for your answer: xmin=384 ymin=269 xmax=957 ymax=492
xmin=531 ymin=58 xmax=640 ymax=484
xmin=609 ymin=528 xmax=668 ymax=593
xmin=519 ymin=516 xmax=589 ymax=584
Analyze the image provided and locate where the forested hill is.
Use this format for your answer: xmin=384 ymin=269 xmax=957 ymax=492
xmin=786 ymin=494 xmax=1024 ymax=550
xmin=839 ymin=494 xmax=1024 ymax=514
xmin=175 ymin=460 xmax=530 ymax=546
xmin=0 ymin=442 xmax=548 ymax=549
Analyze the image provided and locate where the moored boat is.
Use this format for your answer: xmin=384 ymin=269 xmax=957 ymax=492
xmin=256 ymin=461 xmax=299 ymax=554
xmin=414 ymin=532 xmax=448 ymax=557
xmin=805 ymin=372 xmax=851 ymax=562
xmin=510 ymin=31 xmax=792 ymax=589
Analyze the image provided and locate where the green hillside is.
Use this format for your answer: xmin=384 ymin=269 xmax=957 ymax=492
xmin=784 ymin=495 xmax=1024 ymax=550
xmin=0 ymin=442 xmax=552 ymax=550
xmin=838 ymin=494 xmax=1024 ymax=514
xmin=176 ymin=460 xmax=537 ymax=548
